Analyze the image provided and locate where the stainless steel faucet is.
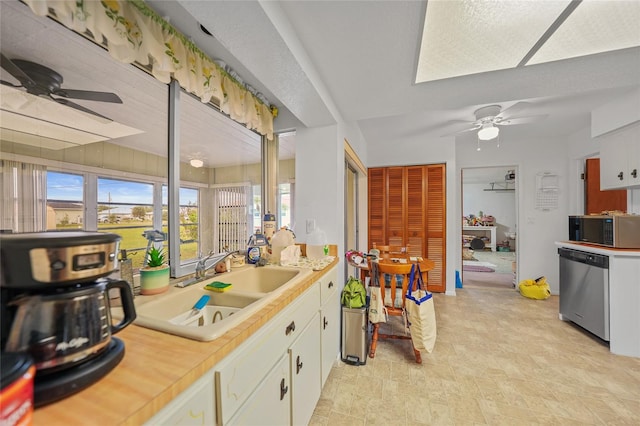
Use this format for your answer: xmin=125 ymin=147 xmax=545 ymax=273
xmin=195 ymin=250 xmax=240 ymax=279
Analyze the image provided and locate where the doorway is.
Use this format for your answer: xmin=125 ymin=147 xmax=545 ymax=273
xmin=344 ymin=140 xmax=364 ymax=283
xmin=461 ymin=166 xmax=518 ymax=289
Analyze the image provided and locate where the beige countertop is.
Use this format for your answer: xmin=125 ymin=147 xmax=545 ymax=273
xmin=33 ymin=250 xmax=339 ymax=425
xmin=555 ymin=241 xmax=640 ymax=257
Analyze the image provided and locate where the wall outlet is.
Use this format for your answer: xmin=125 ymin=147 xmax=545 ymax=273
xmin=306 ymin=219 xmax=316 ymax=234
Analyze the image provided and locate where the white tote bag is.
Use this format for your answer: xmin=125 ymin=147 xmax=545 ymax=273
xmin=369 ymin=285 xmax=387 ymax=323
xmin=368 ymin=262 xmax=387 ymax=324
xmin=405 ymin=264 xmax=436 ymax=353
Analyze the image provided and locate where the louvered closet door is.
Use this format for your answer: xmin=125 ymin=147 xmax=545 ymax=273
xmin=368 ymin=168 xmax=386 ymax=246
xmin=367 ymin=164 xmax=446 ymax=293
xmin=425 ymin=165 xmax=445 ymax=293
xmin=386 ymin=167 xmax=405 ymax=246
xmin=406 ymin=166 xmax=426 ymax=256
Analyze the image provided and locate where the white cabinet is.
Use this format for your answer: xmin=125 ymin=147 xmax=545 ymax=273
xmin=145 ymin=266 xmax=341 ymax=426
xmin=289 ymin=312 xmax=321 ymax=425
xmin=319 ymin=267 xmax=340 ymax=386
xmin=215 ymin=281 xmax=321 ymax=425
xmin=144 ymin=370 xmax=216 ymax=425
xmin=600 ymin=124 xmax=640 ymax=190
xmin=227 ymin=354 xmax=291 ymax=426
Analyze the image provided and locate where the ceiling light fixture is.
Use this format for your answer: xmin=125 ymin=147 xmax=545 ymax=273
xmin=477 ymin=123 xmax=499 ymax=140
xmin=190 ymin=158 xmax=204 ymax=168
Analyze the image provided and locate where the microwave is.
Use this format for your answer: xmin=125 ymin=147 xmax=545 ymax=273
xmin=568 ymin=215 xmax=640 ymax=248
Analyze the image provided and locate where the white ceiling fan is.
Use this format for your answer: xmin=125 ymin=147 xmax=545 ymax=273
xmin=441 ymin=102 xmax=548 ymax=139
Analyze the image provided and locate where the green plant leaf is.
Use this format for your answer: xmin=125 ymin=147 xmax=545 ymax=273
xmin=146 ymin=246 xmax=166 ymax=267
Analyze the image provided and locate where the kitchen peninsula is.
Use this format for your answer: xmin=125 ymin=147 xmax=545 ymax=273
xmin=555 ymin=241 xmax=640 ymax=358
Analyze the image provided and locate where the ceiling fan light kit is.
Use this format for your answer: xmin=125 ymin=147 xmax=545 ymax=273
xmin=477 ymin=123 xmax=499 ymax=140
xmin=189 ymin=158 xmax=204 ymax=168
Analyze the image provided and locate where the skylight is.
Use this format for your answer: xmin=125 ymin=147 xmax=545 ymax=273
xmin=416 ymin=0 xmax=640 ymax=83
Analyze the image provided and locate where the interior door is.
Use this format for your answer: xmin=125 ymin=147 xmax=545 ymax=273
xmin=585 ymin=158 xmax=627 ymax=214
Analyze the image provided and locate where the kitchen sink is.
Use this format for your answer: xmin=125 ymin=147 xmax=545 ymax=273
xmin=132 ymin=265 xmax=312 ymax=341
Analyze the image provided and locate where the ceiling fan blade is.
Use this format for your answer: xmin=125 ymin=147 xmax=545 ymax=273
xmin=439 ymin=120 xmax=480 ymax=137
xmin=496 ymin=101 xmax=532 ymax=120
xmin=52 ymin=88 xmax=122 ymax=104
xmin=0 ymin=79 xmax=21 ymax=88
xmin=52 ymin=96 xmax=113 ymax=121
xmin=0 ymin=53 xmax=36 ymax=88
xmin=496 ymin=114 xmax=548 ymax=126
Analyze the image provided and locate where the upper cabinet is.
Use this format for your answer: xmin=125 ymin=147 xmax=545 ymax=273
xmin=599 ymin=124 xmax=640 ymax=190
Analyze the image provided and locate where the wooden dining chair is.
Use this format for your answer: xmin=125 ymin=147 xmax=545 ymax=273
xmin=372 ymin=243 xmax=409 ymax=260
xmin=368 ymin=259 xmax=422 ymax=364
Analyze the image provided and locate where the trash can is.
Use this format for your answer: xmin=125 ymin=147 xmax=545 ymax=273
xmin=341 ymin=306 xmax=368 ymax=365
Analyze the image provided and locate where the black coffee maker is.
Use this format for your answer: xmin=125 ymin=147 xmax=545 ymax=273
xmin=1 ymin=231 xmax=136 ymax=407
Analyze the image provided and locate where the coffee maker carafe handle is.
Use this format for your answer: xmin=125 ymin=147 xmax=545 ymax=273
xmin=107 ymin=280 xmax=136 ymax=334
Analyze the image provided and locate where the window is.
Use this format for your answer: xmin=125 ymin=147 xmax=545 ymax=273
xmin=278 ymin=183 xmax=292 ymax=229
xmin=46 ymin=171 xmax=84 ymax=230
xmin=179 ymin=187 xmax=199 ymax=262
xmin=97 ymin=177 xmax=156 ymax=269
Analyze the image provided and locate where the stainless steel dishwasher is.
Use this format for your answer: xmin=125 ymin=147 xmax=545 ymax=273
xmin=558 ymin=248 xmax=610 ymax=341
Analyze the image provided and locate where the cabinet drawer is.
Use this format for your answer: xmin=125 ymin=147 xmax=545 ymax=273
xmin=215 ymin=282 xmax=320 ymax=424
xmin=319 ymin=266 xmax=338 ymax=306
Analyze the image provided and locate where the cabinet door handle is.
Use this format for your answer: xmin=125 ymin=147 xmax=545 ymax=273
xmin=632 ymin=169 xmax=638 ymax=179
xmin=296 ymin=355 xmax=303 ymax=374
xmin=285 ymin=321 xmax=296 ymax=336
xmin=323 ymin=316 xmax=329 ymax=330
xmin=280 ymin=378 xmax=288 ymax=400
xmin=618 ymin=171 xmax=624 ymax=180
xmin=328 ymin=281 xmax=334 ymax=289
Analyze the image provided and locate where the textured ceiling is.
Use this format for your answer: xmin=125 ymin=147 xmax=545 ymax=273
xmin=2 ymin=1 xmax=639 ymax=171
xmin=163 ymin=0 xmax=639 ymax=148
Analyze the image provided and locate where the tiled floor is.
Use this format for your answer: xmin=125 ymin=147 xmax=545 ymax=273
xmin=311 ymin=286 xmax=640 ymax=425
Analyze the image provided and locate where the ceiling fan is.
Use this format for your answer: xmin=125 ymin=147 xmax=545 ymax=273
xmin=0 ymin=53 xmax=122 ymax=120
xmin=440 ymin=102 xmax=547 ymax=139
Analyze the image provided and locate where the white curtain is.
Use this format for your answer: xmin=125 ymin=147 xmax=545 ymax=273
xmin=0 ymin=160 xmax=47 ymax=233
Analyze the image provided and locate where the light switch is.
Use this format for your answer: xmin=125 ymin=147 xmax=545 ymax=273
xmin=306 ymin=219 xmax=316 ymax=234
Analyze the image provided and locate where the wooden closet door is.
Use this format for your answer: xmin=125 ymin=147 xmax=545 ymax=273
xmin=367 ymin=164 xmax=446 ymax=293
xmin=425 ymin=165 xmax=445 ymax=293
xmin=386 ymin=167 xmax=406 ymax=246
xmin=406 ymin=166 xmax=426 ymax=256
xmin=368 ymin=168 xmax=386 ymax=246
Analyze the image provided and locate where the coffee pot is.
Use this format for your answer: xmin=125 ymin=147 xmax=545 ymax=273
xmin=4 ymin=279 xmax=135 ymax=373
xmin=0 ymin=231 xmax=136 ymax=406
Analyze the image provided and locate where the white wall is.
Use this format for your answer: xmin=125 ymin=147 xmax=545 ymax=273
xmin=367 ymin=135 xmax=458 ymax=295
xmin=294 ymin=125 xmax=342 ymax=246
xmin=456 ymin=134 xmax=570 ymax=295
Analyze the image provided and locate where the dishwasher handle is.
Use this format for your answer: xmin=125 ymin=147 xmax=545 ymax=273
xmin=558 ymin=248 xmax=609 ymax=268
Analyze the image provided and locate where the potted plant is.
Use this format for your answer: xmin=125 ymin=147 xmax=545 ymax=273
xmin=140 ymin=246 xmax=170 ymax=295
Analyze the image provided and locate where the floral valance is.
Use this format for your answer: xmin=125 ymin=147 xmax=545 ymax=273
xmin=24 ymin=0 xmax=275 ymax=139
